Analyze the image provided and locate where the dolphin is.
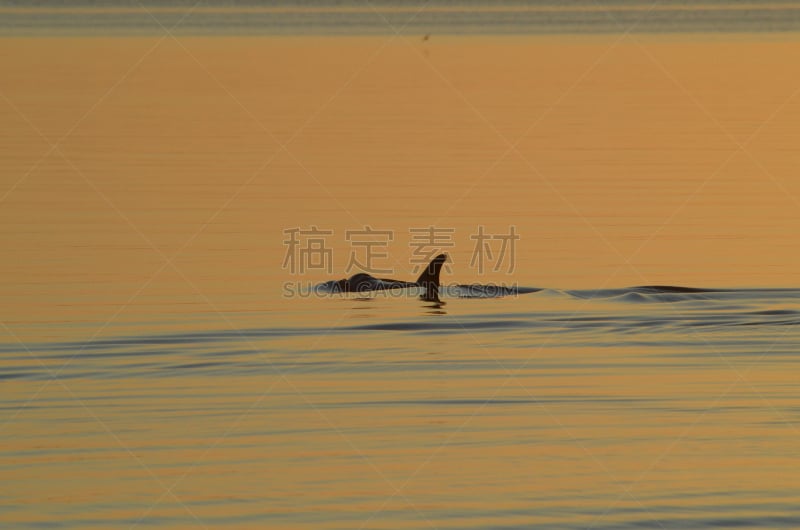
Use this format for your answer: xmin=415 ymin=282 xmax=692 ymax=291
xmin=319 ymin=253 xmax=448 ymax=302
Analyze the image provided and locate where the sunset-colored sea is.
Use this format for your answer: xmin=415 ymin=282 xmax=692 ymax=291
xmin=2 ymin=2 xmax=800 ymax=529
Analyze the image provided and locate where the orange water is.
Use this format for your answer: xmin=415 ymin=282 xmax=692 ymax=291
xmin=2 ymin=35 xmax=800 ymax=529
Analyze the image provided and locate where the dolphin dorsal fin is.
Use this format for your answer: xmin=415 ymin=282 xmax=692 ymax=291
xmin=415 ymin=253 xmax=447 ymax=300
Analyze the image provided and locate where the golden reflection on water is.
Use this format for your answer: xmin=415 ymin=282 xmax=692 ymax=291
xmin=2 ymin=35 xmax=800 ymax=529
xmin=4 ymin=323 xmax=800 ymax=528
xmin=3 ymin=36 xmax=800 ymax=327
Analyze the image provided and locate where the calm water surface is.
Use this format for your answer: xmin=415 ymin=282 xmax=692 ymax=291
xmin=2 ymin=16 xmax=800 ymax=530
xmin=3 ymin=287 xmax=800 ymax=529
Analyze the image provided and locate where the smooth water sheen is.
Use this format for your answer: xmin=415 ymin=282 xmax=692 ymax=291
xmin=3 ymin=13 xmax=800 ymax=530
xmin=3 ymin=287 xmax=800 ymax=529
